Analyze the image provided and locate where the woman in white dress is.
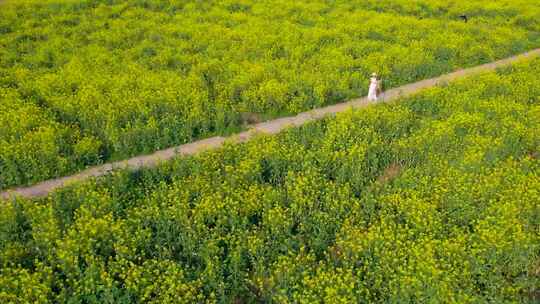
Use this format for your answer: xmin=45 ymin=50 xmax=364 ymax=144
xmin=368 ymin=73 xmax=380 ymax=101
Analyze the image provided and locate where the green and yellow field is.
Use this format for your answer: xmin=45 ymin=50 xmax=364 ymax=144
xmin=1 ymin=0 xmax=540 ymax=189
xmin=1 ymin=55 xmax=539 ymax=302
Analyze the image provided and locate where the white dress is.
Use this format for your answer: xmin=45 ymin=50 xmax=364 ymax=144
xmin=368 ymin=77 xmax=379 ymax=101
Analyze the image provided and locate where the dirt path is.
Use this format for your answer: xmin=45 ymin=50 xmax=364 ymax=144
xmin=2 ymin=48 xmax=540 ymax=201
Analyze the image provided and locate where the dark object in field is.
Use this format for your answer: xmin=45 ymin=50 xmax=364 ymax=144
xmin=459 ymin=15 xmax=468 ymax=23
xmin=241 ymin=112 xmax=264 ymax=125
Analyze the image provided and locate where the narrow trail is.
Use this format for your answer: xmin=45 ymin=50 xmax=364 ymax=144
xmin=2 ymin=48 xmax=540 ymax=201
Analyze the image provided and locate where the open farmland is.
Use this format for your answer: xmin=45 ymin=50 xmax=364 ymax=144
xmin=1 ymin=0 xmax=540 ymax=189
xmin=1 ymin=57 xmax=539 ymax=302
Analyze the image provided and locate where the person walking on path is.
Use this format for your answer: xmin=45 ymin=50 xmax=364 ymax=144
xmin=368 ymin=72 xmax=381 ymax=101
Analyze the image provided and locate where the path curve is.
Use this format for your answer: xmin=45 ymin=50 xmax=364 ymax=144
xmin=2 ymin=48 xmax=540 ymax=201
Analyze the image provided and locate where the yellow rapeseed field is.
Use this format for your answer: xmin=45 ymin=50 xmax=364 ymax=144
xmin=1 ymin=56 xmax=538 ymax=302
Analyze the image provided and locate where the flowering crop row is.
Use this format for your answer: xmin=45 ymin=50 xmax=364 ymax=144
xmin=1 ymin=0 xmax=540 ymax=189
xmin=1 ymin=57 xmax=539 ymax=302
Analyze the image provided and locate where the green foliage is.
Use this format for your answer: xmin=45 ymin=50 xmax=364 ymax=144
xmin=1 ymin=58 xmax=539 ymax=302
xmin=1 ymin=0 xmax=540 ymax=189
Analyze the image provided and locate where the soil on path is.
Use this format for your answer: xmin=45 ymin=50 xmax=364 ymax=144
xmin=2 ymin=48 xmax=540 ymax=201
